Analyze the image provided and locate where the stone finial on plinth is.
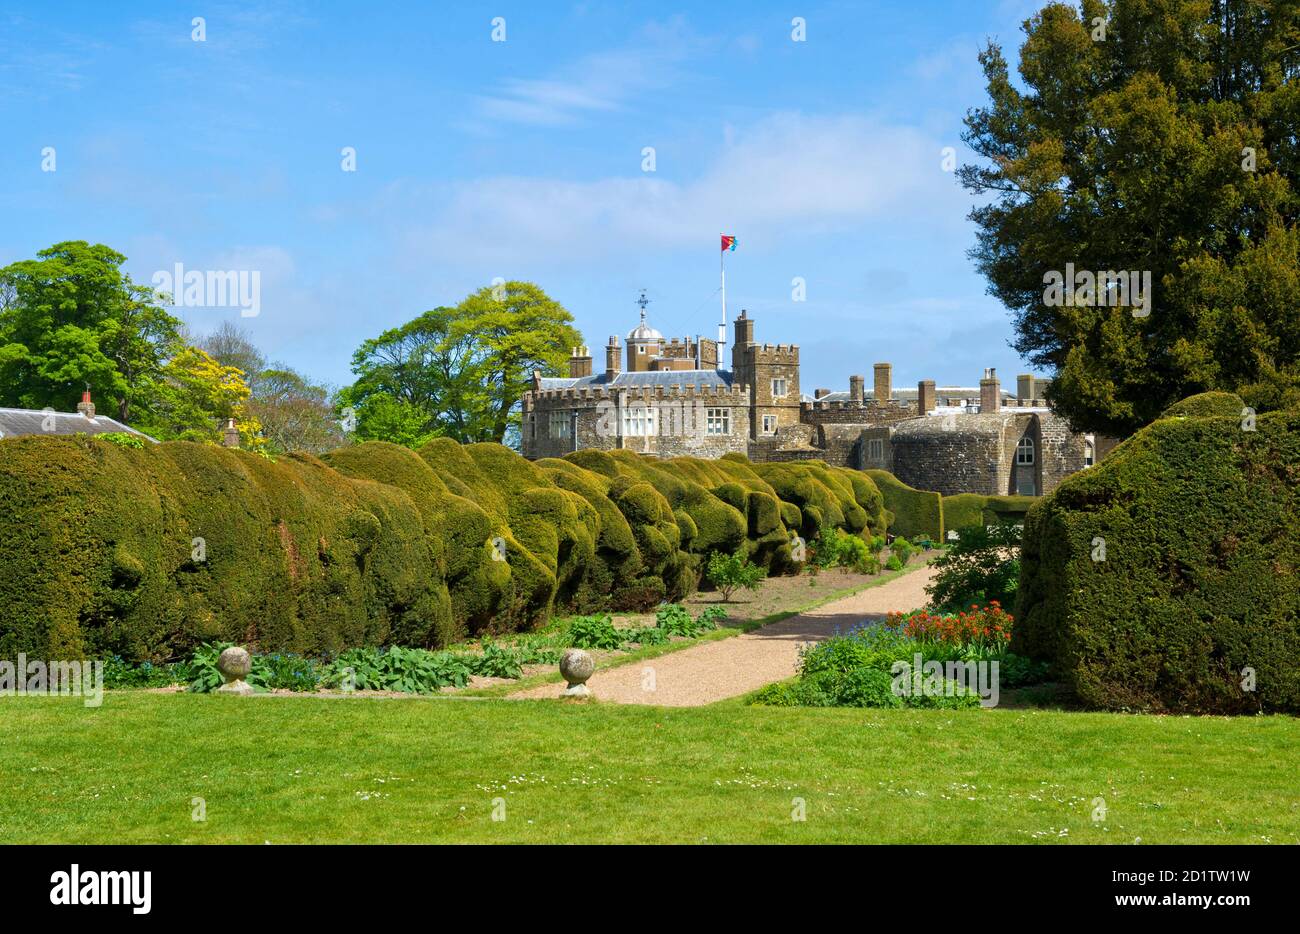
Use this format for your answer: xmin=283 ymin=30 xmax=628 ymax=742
xmin=559 ymin=648 xmax=595 ymax=697
xmin=216 ymin=646 xmax=254 ymax=695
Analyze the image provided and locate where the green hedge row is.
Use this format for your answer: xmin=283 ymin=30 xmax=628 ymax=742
xmin=0 ymin=438 xmax=888 ymax=662
xmin=864 ymin=469 xmax=943 ymax=541
xmin=941 ymin=493 xmax=1035 ymax=532
xmin=1013 ymin=403 xmax=1300 ymax=713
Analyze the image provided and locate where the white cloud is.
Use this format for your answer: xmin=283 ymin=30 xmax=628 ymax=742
xmin=474 ymin=20 xmax=694 ymax=127
xmin=400 ymin=112 xmax=968 ymax=267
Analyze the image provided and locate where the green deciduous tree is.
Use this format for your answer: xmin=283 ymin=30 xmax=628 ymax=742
xmin=345 ymin=282 xmax=581 ymax=446
xmin=0 ymin=241 xmax=182 ymax=421
xmin=961 ymin=0 xmax=1300 ymax=435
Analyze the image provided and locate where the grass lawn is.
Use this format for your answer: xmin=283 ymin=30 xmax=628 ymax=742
xmin=2 ymin=693 xmax=1297 ymax=843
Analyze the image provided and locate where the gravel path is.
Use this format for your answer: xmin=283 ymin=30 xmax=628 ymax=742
xmin=510 ymin=564 xmax=937 ymax=707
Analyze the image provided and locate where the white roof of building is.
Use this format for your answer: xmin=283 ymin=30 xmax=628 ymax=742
xmin=0 ymin=407 xmax=157 ymax=442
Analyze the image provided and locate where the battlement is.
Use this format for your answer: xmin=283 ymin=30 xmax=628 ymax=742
xmin=746 ymin=343 xmax=799 ymax=357
xmin=524 ymin=382 xmax=750 ymax=407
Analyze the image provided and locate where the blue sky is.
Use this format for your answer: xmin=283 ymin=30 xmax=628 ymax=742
xmin=1 ymin=0 xmax=1048 ymax=393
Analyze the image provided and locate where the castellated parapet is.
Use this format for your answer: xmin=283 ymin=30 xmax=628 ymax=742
xmin=519 ymin=307 xmax=1105 ymax=497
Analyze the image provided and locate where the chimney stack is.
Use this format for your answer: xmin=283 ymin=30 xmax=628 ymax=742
xmin=734 ymin=310 xmax=755 ymax=348
xmin=874 ymin=363 xmax=892 ymax=404
xmin=605 ymin=336 xmax=621 ymax=379
xmin=222 ymin=418 xmax=240 ymax=448
xmin=1017 ymin=373 xmax=1036 ymax=403
xmin=917 ymin=380 xmax=936 ymax=416
xmin=76 ymin=389 xmax=95 ymax=419
xmin=980 ymin=367 xmax=1001 ymax=413
xmin=814 ymin=388 xmax=831 ymax=400
xmin=569 ymin=346 xmax=592 ymax=378
xmin=848 ymin=375 xmax=864 ymax=403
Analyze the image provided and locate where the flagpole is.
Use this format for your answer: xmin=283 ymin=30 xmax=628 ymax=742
xmin=719 ymin=239 xmax=727 ymax=351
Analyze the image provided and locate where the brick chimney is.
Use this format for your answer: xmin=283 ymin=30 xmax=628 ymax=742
xmin=874 ymin=363 xmax=892 ymax=404
xmin=222 ymin=418 xmax=240 ymax=448
xmin=980 ymin=367 xmax=1001 ymax=413
xmin=569 ymin=346 xmax=592 ymax=378
xmin=848 ymin=374 xmax=864 ymax=403
xmin=917 ymin=380 xmax=936 ymax=416
xmin=734 ymin=309 xmax=755 ymax=348
xmin=814 ymin=388 xmax=831 ymax=400
xmin=1017 ymin=374 xmax=1036 ymax=403
xmin=76 ymin=389 xmax=95 ymax=419
xmin=605 ymin=336 xmax=621 ymax=379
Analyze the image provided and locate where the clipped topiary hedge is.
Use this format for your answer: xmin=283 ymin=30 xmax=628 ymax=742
xmin=941 ymin=492 xmax=1035 ymax=532
xmin=1159 ymin=390 xmax=1247 ymax=420
xmin=0 ymin=436 xmax=893 ymax=662
xmin=1014 ymin=407 xmax=1300 ymax=713
xmin=864 ymin=469 xmax=943 ymax=541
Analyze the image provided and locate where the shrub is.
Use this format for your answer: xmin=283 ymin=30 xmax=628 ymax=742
xmin=258 ymin=652 xmax=321 ymax=692
xmin=1015 ymin=407 xmax=1300 ymax=713
xmin=926 ymin=523 xmax=1021 ymax=610
xmin=864 ymin=469 xmax=943 ymax=540
xmin=885 ymin=554 xmax=903 ymax=572
xmin=941 ymin=493 xmax=1034 ymax=534
xmin=565 ymin=614 xmax=625 ymax=650
xmin=696 ymin=605 xmax=728 ymax=628
xmin=655 ymin=604 xmax=697 ymax=636
xmin=1158 ymin=390 xmax=1246 ymax=420
xmin=0 ymin=437 xmax=902 ymax=663
xmin=319 ymin=646 xmax=472 ymax=693
xmin=97 ymin=432 xmax=146 ymax=449
xmin=626 ymin=626 xmax=670 ymax=646
xmin=890 ymin=537 xmax=914 ymax=565
xmin=705 ymin=550 xmax=766 ymax=601
xmin=101 ymin=656 xmax=183 ymax=689
xmin=468 ymin=640 xmax=524 ymax=679
xmin=811 ymin=527 xmax=878 ymax=574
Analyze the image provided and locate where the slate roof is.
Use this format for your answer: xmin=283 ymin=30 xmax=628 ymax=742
xmin=0 ymin=407 xmax=158 ymax=442
xmin=539 ymin=369 xmax=735 ymax=391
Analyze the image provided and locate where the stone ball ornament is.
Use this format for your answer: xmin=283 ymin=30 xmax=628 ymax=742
xmin=216 ymin=646 xmax=254 ymax=695
xmin=559 ymin=648 xmax=595 ymax=697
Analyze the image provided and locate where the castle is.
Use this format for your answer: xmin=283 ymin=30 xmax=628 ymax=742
xmin=522 ymin=302 xmax=1111 ymax=497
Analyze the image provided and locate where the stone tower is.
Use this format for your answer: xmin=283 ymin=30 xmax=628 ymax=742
xmin=731 ymin=310 xmax=800 ymax=440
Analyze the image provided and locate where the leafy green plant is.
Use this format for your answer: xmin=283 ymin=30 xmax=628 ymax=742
xmin=655 ymin=604 xmax=697 ymax=636
xmin=927 ymin=523 xmax=1021 ymax=611
xmin=885 ymin=554 xmax=904 ymax=572
xmin=97 ymin=432 xmax=145 ymax=449
xmin=890 ymin=537 xmax=914 ymax=565
xmin=626 ymin=626 xmax=670 ymax=646
xmin=706 ymin=550 xmax=766 ymax=601
xmin=320 ymin=646 xmax=472 ymax=693
xmin=811 ymin=527 xmax=879 ymax=574
xmin=696 ymin=605 xmax=728 ymax=629
xmin=258 ymin=652 xmax=320 ymax=692
xmin=101 ymin=656 xmax=183 ymax=689
xmin=468 ymin=641 xmax=523 ymax=679
xmin=566 ymin=614 xmax=625 ymax=650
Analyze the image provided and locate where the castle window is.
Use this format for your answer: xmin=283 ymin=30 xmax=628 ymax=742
xmin=528 ymin=414 xmax=535 ymax=440
xmin=706 ymin=408 xmax=730 ymax=436
xmin=868 ymin=438 xmax=884 ymax=461
xmin=622 ymin=404 xmax=656 ymax=437
xmin=1084 ymin=437 xmax=1095 ymax=467
xmin=772 ymin=378 xmax=788 ymax=398
xmin=548 ymin=410 xmax=571 ymax=440
xmin=1016 ymin=436 xmax=1035 ymax=465
xmin=761 ymin=415 xmax=777 ymax=435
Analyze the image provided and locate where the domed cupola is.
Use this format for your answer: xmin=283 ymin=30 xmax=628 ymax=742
xmin=626 ymin=290 xmax=663 ymax=370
